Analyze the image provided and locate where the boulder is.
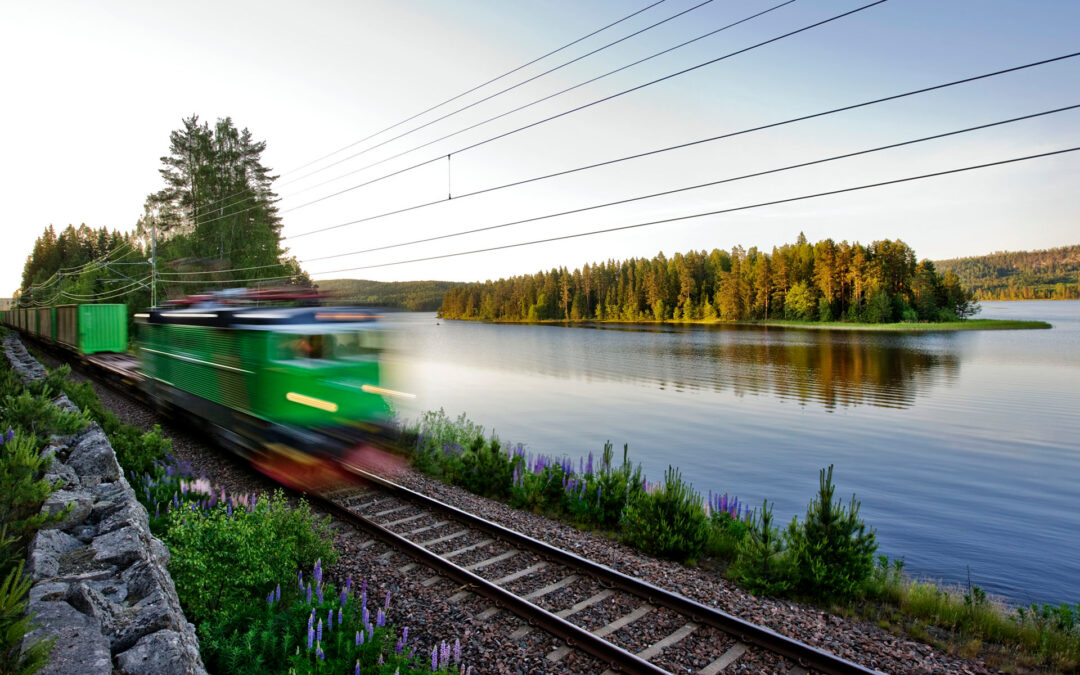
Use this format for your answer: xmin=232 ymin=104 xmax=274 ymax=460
xmin=115 ymin=629 xmax=205 ymax=675
xmin=27 ymin=530 xmax=84 ymax=580
xmin=22 ymin=600 xmax=112 ymax=675
xmin=90 ymin=525 xmax=146 ymax=568
xmin=66 ymin=425 xmax=121 ymax=484
xmin=40 ymin=489 xmax=93 ymax=532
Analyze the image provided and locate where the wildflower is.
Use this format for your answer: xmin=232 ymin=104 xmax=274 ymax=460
xmin=338 ymin=607 xmax=343 ymax=626
xmin=275 ymin=584 xmax=281 ymax=602
xmin=298 ymin=570 xmax=304 ymax=590
xmin=431 ymin=646 xmax=438 ymax=671
xmin=345 ymin=576 xmax=353 ymax=593
xmin=307 ymin=624 xmax=314 ymax=650
xmin=5 ymin=427 xmax=14 ymax=442
xmin=453 ymin=638 xmax=461 ymax=664
xmin=317 ymin=618 xmax=323 ymax=643
xmin=395 ymin=637 xmax=403 ymax=654
xmin=340 ymin=590 xmax=347 ymax=607
xmin=316 ymin=585 xmax=324 ymax=605
xmin=267 ymin=592 xmax=273 ymax=606
xmin=306 ymin=583 xmax=312 ymax=605
xmin=440 ymin=641 xmax=450 ymax=669
xmin=376 ymin=608 xmax=385 ymax=628
xmin=362 ymin=606 xmax=369 ymax=626
xmin=355 ymin=661 xmax=360 ymax=675
xmin=402 ymin=627 xmax=408 ymax=643
xmin=314 ymin=559 xmax=322 ymax=587
xmin=327 ymin=609 xmax=333 ymax=631
xmin=384 ymin=590 xmax=391 ymax=611
xmin=356 ymin=631 xmax=362 ymax=646
xmin=316 ymin=645 xmax=325 ymax=661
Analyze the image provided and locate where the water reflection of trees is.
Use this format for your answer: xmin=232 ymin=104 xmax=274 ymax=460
xmin=520 ymin=327 xmax=961 ymax=411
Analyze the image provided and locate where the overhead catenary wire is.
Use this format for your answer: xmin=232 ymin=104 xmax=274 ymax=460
xmin=300 ymin=104 xmax=1080 ymax=263
xmin=193 ymin=0 xmax=864 ymax=232
xmin=188 ymin=0 xmax=672 ymax=221
xmin=272 ymin=0 xmax=833 ymax=218
xmin=309 ymin=146 xmax=1080 ymax=276
xmin=285 ymin=51 xmax=1080 ymax=243
xmin=26 ymin=243 xmax=136 ymax=293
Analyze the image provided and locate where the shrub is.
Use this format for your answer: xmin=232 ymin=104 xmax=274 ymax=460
xmin=620 ymin=466 xmax=709 ymax=563
xmin=0 ymin=431 xmax=68 ymax=577
xmin=163 ymin=491 xmax=337 ymax=627
xmin=0 ymin=562 xmax=53 ymax=675
xmin=727 ymin=500 xmax=792 ymax=596
xmin=785 ymin=465 xmax=876 ymax=601
xmin=200 ymin=563 xmax=458 ymax=675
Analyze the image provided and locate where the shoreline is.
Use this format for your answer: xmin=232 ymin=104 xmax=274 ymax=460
xmin=437 ymin=317 xmax=1053 ymax=331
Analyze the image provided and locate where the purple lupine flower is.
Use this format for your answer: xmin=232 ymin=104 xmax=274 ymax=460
xmin=316 ymin=645 xmax=325 ymax=661
xmin=402 ymin=627 xmax=408 ymax=643
xmin=6 ymin=427 xmax=14 ymax=442
xmin=298 ymin=570 xmax=304 ymax=590
xmin=378 ymin=655 xmax=383 ymax=665
xmin=356 ymin=631 xmax=362 ymax=646
xmin=345 ymin=576 xmax=352 ymax=593
xmin=362 ymin=606 xmax=369 ymax=626
xmin=173 ymin=492 xmax=179 ymax=508
xmin=267 ymin=592 xmax=273 ymax=606
xmin=316 ymin=585 xmax=324 ymax=605
xmin=440 ymin=641 xmax=450 ymax=669
xmin=338 ymin=607 xmax=343 ymax=625
xmin=226 ymin=503 xmax=233 ymax=518
xmin=396 ymin=637 xmax=404 ymax=654
xmin=376 ymin=608 xmax=385 ymax=628
xmin=306 ymin=583 xmax=312 ymax=605
xmin=466 ymin=666 xmax=473 ymax=675
xmin=355 ymin=661 xmax=360 ymax=675
xmin=367 ymin=623 xmax=374 ymax=641
xmin=313 ymin=559 xmax=322 ymax=587
xmin=327 ymin=609 xmax=333 ymax=631
xmin=340 ymin=590 xmax=347 ymax=607
xmin=317 ymin=618 xmax=323 ymax=643
xmin=275 ymin=584 xmax=281 ymax=602
xmin=154 ymin=503 xmax=160 ymax=519
xmin=431 ymin=646 xmax=438 ymax=671
xmin=454 ymin=638 xmax=461 ymax=664
xmin=307 ymin=624 xmax=314 ymax=650
xmin=384 ymin=590 xmax=391 ymax=611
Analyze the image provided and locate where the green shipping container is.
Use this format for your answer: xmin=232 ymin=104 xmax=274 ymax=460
xmin=79 ymin=304 xmax=127 ymax=353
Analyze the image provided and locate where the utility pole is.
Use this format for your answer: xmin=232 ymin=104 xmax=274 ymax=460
xmin=151 ymin=219 xmax=157 ymax=308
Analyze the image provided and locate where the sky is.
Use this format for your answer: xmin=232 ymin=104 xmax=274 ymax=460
xmin=2 ymin=0 xmax=1078 ymax=296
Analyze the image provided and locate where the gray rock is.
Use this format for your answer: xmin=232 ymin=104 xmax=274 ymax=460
xmin=115 ymin=629 xmax=207 ymax=675
xmin=50 ymin=393 xmax=80 ymax=414
xmin=29 ymin=581 xmax=70 ymax=604
xmin=64 ymin=582 xmax=118 ymax=636
xmin=40 ymin=489 xmax=93 ymax=532
xmin=114 ymin=589 xmax=182 ymax=652
xmin=66 ymin=425 xmax=121 ymax=484
xmin=94 ymin=497 xmax=150 ymax=536
xmin=90 ymin=525 xmax=146 ymax=568
xmin=27 ymin=530 xmax=84 ymax=580
xmin=22 ymin=600 xmax=112 ymax=675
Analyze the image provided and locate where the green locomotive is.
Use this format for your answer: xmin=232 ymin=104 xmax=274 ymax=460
xmin=136 ymin=303 xmax=404 ymax=482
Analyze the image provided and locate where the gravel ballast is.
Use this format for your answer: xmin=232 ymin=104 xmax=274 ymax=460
xmin=72 ymin=366 xmax=999 ymax=674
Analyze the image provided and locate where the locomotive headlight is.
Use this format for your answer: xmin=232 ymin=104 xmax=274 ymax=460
xmin=360 ymin=384 xmax=416 ymax=399
xmin=286 ymin=392 xmax=339 ymax=413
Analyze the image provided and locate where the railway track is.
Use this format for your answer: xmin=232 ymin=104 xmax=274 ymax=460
xmin=317 ymin=467 xmax=881 ymax=675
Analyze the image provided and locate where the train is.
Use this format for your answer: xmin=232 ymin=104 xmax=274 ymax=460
xmin=1 ymin=293 xmax=410 ymax=488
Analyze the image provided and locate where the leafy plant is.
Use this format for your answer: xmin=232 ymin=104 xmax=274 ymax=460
xmin=785 ymin=465 xmax=877 ymax=601
xmin=620 ymin=466 xmax=709 ymax=563
xmin=0 ymin=431 xmax=69 ymax=577
xmin=163 ymin=491 xmax=337 ymax=627
xmin=0 ymin=562 xmax=53 ymax=675
xmin=727 ymin=500 xmax=792 ymax=596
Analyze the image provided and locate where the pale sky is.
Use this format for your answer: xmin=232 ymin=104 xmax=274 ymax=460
xmin=2 ymin=0 xmax=1078 ymax=296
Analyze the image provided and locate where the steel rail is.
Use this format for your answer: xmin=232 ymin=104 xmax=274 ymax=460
xmin=335 ymin=466 xmax=881 ymax=675
xmin=311 ymin=492 xmax=668 ymax=674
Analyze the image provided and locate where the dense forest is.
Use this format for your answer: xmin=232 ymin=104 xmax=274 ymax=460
xmin=15 ymin=116 xmax=306 ymax=311
xmin=935 ymin=245 xmax=1080 ymax=300
xmin=316 ymin=279 xmax=458 ymax=311
xmin=439 ymin=235 xmax=977 ymax=324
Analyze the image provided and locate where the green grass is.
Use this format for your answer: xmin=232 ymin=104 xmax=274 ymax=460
xmin=750 ymin=318 xmax=1052 ymax=331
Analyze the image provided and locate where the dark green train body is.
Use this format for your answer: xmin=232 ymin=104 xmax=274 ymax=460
xmin=135 ymin=305 xmax=397 ymax=465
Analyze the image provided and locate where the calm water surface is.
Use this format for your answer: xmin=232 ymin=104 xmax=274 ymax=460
xmin=380 ymin=301 xmax=1080 ymax=605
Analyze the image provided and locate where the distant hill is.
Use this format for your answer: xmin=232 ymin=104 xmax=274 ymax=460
xmin=316 ymin=278 xmax=459 ymax=311
xmin=935 ymin=244 xmax=1080 ymax=300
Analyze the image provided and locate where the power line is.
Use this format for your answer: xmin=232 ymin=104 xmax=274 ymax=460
xmin=276 ymin=0 xmax=834 ymax=219
xmin=285 ymin=52 xmax=1080 ymax=243
xmin=309 ymin=146 xmax=1080 ymax=275
xmin=187 ymin=0 xmax=672 ymax=222
xmin=281 ymin=0 xmax=730 ymax=188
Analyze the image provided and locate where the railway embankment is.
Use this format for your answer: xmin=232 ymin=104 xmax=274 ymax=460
xmin=3 ymin=334 xmax=206 ymax=675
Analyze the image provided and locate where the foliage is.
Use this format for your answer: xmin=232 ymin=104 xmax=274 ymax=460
xmin=42 ymin=366 xmax=170 ymax=477
xmin=2 ymin=387 xmax=88 ymax=443
xmin=936 ymin=243 xmax=1080 ymax=301
xmin=620 ymin=466 xmax=709 ymax=563
xmin=785 ymin=465 xmax=877 ymax=601
xmin=439 ymin=234 xmax=978 ymax=324
xmin=199 ymin=563 xmax=462 ymax=675
xmin=0 ymin=562 xmax=53 ymax=675
xmin=316 ymin=278 xmax=460 ymax=312
xmin=161 ymin=491 xmax=337 ymax=627
xmin=727 ymin=500 xmax=792 ymax=596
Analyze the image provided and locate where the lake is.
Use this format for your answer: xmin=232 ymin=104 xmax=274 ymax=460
xmin=380 ymin=301 xmax=1080 ymax=606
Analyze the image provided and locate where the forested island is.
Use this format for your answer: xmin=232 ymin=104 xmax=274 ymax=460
xmin=439 ymin=235 xmax=980 ymax=325
xmin=935 ymin=244 xmax=1080 ymax=300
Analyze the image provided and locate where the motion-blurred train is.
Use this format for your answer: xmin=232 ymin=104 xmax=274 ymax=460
xmin=1 ymin=291 xmax=411 ymax=488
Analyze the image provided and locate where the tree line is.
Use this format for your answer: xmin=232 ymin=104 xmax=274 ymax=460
xmin=17 ymin=116 xmax=306 ymax=310
xmin=935 ymin=244 xmax=1080 ymax=301
xmin=438 ymin=234 xmax=978 ymax=324
xmin=315 ymin=279 xmax=459 ymax=311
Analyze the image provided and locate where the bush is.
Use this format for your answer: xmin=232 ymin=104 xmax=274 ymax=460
xmin=0 ymin=431 xmax=69 ymax=577
xmin=620 ymin=466 xmax=709 ymax=563
xmin=163 ymin=491 xmax=337 ymax=627
xmin=727 ymin=500 xmax=792 ymax=596
xmin=785 ymin=465 xmax=877 ymax=601
xmin=200 ymin=563 xmax=456 ymax=674
xmin=0 ymin=562 xmax=53 ymax=675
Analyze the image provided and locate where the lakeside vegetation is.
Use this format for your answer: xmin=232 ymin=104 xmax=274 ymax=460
xmin=439 ymin=235 xmax=979 ymax=326
xmin=753 ymin=318 xmax=1051 ymax=331
xmin=316 ymin=278 xmax=459 ymax=312
xmin=401 ymin=409 xmax=1080 ymax=673
xmin=936 ymin=244 xmax=1080 ymax=301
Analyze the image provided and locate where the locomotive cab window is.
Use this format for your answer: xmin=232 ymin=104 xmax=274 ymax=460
xmin=332 ymin=330 xmax=382 ymax=359
xmin=276 ymin=334 xmax=328 ymax=361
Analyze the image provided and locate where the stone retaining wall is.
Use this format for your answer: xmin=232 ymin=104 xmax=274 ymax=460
xmin=3 ymin=334 xmax=207 ymax=675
